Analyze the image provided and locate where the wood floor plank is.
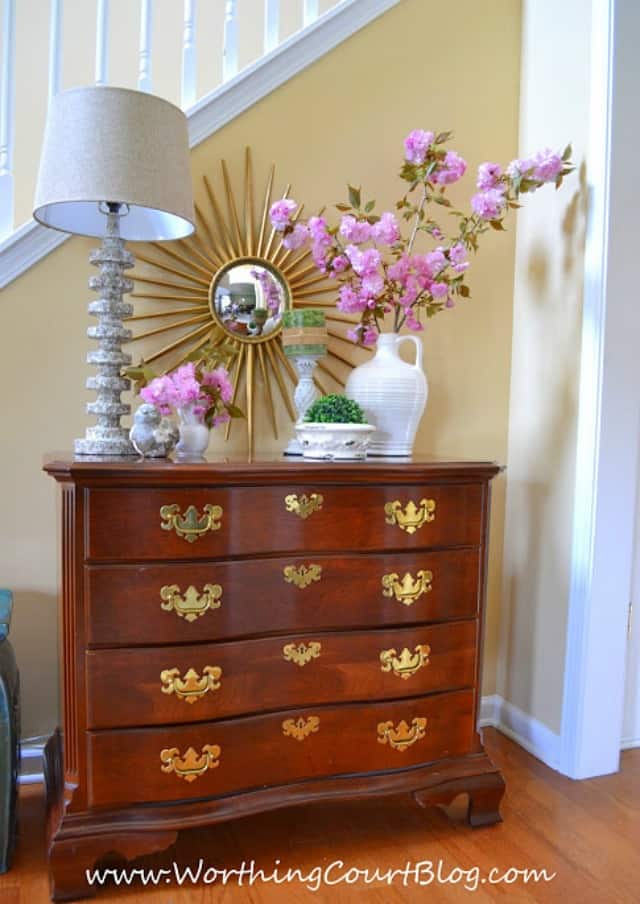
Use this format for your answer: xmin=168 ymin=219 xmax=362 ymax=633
xmin=0 ymin=730 xmax=638 ymax=903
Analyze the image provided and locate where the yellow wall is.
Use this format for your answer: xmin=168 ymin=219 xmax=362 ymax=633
xmin=0 ymin=0 xmax=521 ymax=739
xmin=499 ymin=0 xmax=591 ymax=734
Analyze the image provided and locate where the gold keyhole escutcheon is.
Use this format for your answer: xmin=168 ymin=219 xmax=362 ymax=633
xmin=282 ymin=641 xmax=322 ymax=666
xmin=282 ymin=716 xmax=320 ymax=741
xmin=283 ymin=564 xmax=322 ymax=589
xmin=284 ymin=493 xmax=324 ymax=520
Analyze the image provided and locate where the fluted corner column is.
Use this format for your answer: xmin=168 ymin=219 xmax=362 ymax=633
xmin=74 ymin=208 xmax=136 ymax=456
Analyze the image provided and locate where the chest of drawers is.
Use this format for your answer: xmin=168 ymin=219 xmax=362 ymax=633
xmin=44 ymin=455 xmax=504 ymax=901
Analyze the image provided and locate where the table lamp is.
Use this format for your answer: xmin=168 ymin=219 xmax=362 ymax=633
xmin=33 ymin=86 xmax=195 ymax=456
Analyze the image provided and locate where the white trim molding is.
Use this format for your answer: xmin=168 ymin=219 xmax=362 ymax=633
xmin=0 ymin=0 xmax=398 ymax=290
xmin=559 ymin=0 xmax=640 ymax=779
xmin=479 ymin=694 xmax=561 ymax=771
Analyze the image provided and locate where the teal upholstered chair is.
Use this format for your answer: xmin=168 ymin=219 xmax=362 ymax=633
xmin=0 ymin=590 xmax=19 ymax=873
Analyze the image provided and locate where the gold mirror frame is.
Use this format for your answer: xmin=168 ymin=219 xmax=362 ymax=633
xmin=125 ymin=149 xmax=370 ymax=452
xmin=208 ymin=256 xmax=291 ymax=343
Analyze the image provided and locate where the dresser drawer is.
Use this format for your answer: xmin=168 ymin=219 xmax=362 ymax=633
xmin=87 ymin=689 xmax=475 ymax=807
xmin=85 ymin=548 xmax=480 ymax=646
xmin=85 ymin=483 xmax=483 ymax=561
xmin=86 ymin=621 xmax=476 ymax=729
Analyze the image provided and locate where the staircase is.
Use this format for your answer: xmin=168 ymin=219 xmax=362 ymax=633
xmin=0 ymin=0 xmax=398 ymax=288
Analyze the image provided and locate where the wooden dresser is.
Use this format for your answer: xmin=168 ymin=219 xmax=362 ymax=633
xmin=44 ymin=455 xmax=505 ymax=900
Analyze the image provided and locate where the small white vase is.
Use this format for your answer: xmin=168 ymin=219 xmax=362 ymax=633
xmin=345 ymin=333 xmax=428 ymax=456
xmin=175 ymin=403 xmax=210 ymax=461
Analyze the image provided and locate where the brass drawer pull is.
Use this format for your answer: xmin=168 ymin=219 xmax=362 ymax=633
xmin=282 ymin=716 xmax=320 ymax=741
xmin=283 ymin=641 xmax=321 ymax=666
xmin=283 ymin=564 xmax=322 ymax=588
xmin=160 ymin=744 xmax=220 ymax=782
xmin=381 ymin=570 xmax=433 ymax=606
xmin=377 ymin=717 xmax=427 ymax=751
xmin=384 ymin=499 xmax=435 ymax=534
xmin=160 ymin=503 xmax=223 ymax=542
xmin=380 ymin=644 xmax=431 ymax=679
xmin=160 ymin=666 xmax=222 ymax=703
xmin=284 ymin=493 xmax=324 ymax=520
xmin=160 ymin=583 xmax=222 ymax=622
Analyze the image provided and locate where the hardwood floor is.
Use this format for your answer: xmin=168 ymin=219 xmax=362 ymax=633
xmin=0 ymin=729 xmax=638 ymax=903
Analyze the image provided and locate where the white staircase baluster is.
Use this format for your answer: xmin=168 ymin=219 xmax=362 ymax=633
xmin=223 ymin=0 xmax=238 ymax=82
xmin=264 ymin=0 xmax=280 ymax=53
xmin=0 ymin=0 xmax=16 ymax=237
xmin=181 ymin=0 xmax=197 ymax=108
xmin=95 ymin=0 xmax=109 ymax=86
xmin=48 ymin=0 xmax=63 ymax=105
xmin=303 ymin=0 xmax=319 ymax=27
xmin=138 ymin=0 xmax=153 ymax=93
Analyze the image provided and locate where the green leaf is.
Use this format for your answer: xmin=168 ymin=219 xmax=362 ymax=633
xmin=335 ymin=203 xmax=351 ymax=212
xmin=364 ymin=200 xmax=376 ymax=213
xmin=489 ymin=219 xmax=505 ymax=231
xmin=562 ymin=143 xmax=572 ymax=162
xmin=459 ymin=284 xmax=470 ymax=298
xmin=555 ymin=173 xmax=564 ymax=190
xmin=225 ymin=403 xmax=245 ymax=419
xmin=435 ymin=130 xmax=453 ymax=144
xmin=348 ymin=184 xmax=361 ymax=209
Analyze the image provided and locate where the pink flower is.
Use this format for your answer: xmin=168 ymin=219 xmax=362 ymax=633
xmin=171 ymin=363 xmax=202 ymax=405
xmin=282 ymin=222 xmax=309 ymax=250
xmin=424 ymin=249 xmax=447 ymax=277
xmin=140 ymin=374 xmax=177 ymax=415
xmin=202 ymin=366 xmax=233 ymax=403
xmin=430 ymin=281 xmax=449 ymax=298
xmin=308 ymin=216 xmax=329 ymax=242
xmin=339 ymin=215 xmax=373 ymax=244
xmin=533 ymin=149 xmax=563 ymax=182
xmin=372 ymin=212 xmax=400 ymax=245
xmin=345 ymin=245 xmax=381 ymax=277
xmin=507 ymin=157 xmax=535 ymax=178
xmin=361 ymin=272 xmax=385 ymax=297
xmin=471 ymin=187 xmax=506 ymax=220
xmin=330 ymin=254 xmax=349 ymax=274
xmin=337 ymin=284 xmax=368 ymax=314
xmin=448 ymin=242 xmax=469 ymax=273
xmin=212 ymin=411 xmax=231 ymax=427
xmin=433 ymin=150 xmax=467 ymax=185
xmin=431 ymin=226 xmax=443 ymax=239
xmin=362 ymin=325 xmax=378 ymax=346
xmin=405 ymin=312 xmax=424 ymax=332
xmin=388 ymin=254 xmax=410 ymax=283
xmin=269 ymin=198 xmax=297 ymax=230
xmin=477 ymin=162 xmax=502 ymax=190
xmin=404 ymin=129 xmax=434 ymax=165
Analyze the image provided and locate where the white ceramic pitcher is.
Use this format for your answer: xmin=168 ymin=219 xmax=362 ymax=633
xmin=345 ymin=333 xmax=428 ymax=456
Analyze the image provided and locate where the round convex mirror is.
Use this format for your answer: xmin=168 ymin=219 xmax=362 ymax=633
xmin=209 ymin=258 xmax=291 ymax=342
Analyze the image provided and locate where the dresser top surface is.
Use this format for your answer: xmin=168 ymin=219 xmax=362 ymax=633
xmin=43 ymin=453 xmax=501 ymax=485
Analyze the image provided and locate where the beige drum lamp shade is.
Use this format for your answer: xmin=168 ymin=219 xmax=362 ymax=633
xmin=33 ymin=85 xmax=194 ymax=241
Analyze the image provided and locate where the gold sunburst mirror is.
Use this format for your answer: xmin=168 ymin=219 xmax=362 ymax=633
xmin=126 ymin=148 xmax=369 ymax=452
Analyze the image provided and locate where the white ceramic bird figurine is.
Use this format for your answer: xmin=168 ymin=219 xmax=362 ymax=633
xmin=130 ymin=404 xmax=179 ymax=458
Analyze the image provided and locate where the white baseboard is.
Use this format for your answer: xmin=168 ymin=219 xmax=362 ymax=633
xmin=621 ymin=736 xmax=640 ymax=751
xmin=19 ymin=744 xmax=44 ymax=785
xmin=478 ymin=693 xmax=562 ymax=772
